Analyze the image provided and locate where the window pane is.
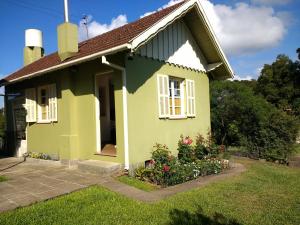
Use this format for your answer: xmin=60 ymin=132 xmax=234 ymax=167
xmin=174 ymin=88 xmax=180 ymax=97
xmin=175 ymin=107 xmax=181 ymax=115
xmin=174 ymin=98 xmax=181 ymax=107
xmin=41 ymin=105 xmax=47 ymax=120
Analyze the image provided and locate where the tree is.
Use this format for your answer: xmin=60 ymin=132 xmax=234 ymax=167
xmin=210 ymin=81 xmax=299 ymax=161
xmin=255 ymin=50 xmax=300 ymax=116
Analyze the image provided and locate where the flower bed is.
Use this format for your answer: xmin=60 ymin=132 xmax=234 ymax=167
xmin=135 ymin=134 xmax=230 ymax=187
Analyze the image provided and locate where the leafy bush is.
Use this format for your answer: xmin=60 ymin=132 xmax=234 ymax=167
xmin=26 ymin=152 xmax=52 ymax=160
xmin=177 ymin=136 xmax=194 ymax=163
xmin=135 ymin=138 xmax=229 ymax=187
xmin=210 ymin=81 xmax=299 ymax=162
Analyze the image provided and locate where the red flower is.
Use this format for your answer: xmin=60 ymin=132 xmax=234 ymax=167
xmin=149 ymin=159 xmax=155 ymax=165
xmin=163 ymin=165 xmax=170 ymax=172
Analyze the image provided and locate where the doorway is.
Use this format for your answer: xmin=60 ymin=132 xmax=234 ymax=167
xmin=95 ymin=72 xmax=117 ymax=156
xmin=12 ymin=96 xmax=27 ymax=157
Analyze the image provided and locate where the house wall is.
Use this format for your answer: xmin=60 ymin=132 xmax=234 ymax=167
xmin=5 ymin=60 xmax=125 ymax=164
xmin=126 ymin=55 xmax=211 ymax=167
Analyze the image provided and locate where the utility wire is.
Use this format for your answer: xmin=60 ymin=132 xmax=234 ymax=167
xmin=3 ymin=0 xmax=81 ymax=21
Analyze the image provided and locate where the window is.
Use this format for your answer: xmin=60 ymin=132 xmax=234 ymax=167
xmin=37 ymin=84 xmax=57 ymax=122
xmin=169 ymin=78 xmax=184 ymax=117
xmin=157 ymin=74 xmax=196 ymax=119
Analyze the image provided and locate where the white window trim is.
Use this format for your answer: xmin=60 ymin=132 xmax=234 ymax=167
xmin=157 ymin=74 xmax=170 ymax=118
xmin=37 ymin=84 xmax=57 ymax=123
xmin=25 ymin=88 xmax=37 ymax=123
xmin=169 ymin=77 xmax=185 ymax=118
xmin=37 ymin=85 xmax=50 ymax=123
xmin=186 ymin=79 xmax=196 ymax=117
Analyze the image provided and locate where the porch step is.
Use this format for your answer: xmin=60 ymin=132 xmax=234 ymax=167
xmin=77 ymin=160 xmax=121 ymax=175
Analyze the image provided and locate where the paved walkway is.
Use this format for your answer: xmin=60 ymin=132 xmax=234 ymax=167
xmin=102 ymin=162 xmax=246 ymax=203
xmin=0 ymin=157 xmax=246 ymax=213
xmin=0 ymin=157 xmax=108 ymax=212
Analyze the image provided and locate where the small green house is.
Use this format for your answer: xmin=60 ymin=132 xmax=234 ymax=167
xmin=1 ymin=0 xmax=233 ymax=171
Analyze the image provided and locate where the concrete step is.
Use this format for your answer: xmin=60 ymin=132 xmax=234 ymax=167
xmin=77 ymin=160 xmax=122 ymax=175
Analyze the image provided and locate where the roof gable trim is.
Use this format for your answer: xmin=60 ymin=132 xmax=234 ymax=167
xmin=130 ymin=0 xmax=234 ymax=78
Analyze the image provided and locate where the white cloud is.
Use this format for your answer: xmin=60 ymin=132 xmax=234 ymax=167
xmin=78 ymin=0 xmax=289 ymax=57
xmin=140 ymin=0 xmax=183 ymax=18
xmin=140 ymin=0 xmax=288 ymax=56
xmin=79 ymin=14 xmax=128 ymax=41
xmin=251 ymin=0 xmax=291 ymax=5
xmin=201 ymin=1 xmax=287 ymax=55
xmin=229 ymin=75 xmax=254 ymax=81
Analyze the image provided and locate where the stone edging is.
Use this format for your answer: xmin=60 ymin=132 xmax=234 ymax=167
xmin=101 ymin=163 xmax=246 ymax=203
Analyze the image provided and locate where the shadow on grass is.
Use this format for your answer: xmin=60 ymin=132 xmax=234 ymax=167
xmin=168 ymin=207 xmax=242 ymax=225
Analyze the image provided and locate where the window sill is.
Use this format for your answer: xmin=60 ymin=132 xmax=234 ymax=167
xmin=169 ymin=116 xmax=187 ymax=120
xmin=36 ymin=120 xmax=57 ymax=124
xmin=159 ymin=115 xmax=196 ymax=120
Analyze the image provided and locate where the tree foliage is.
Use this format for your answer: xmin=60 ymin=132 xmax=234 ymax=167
xmin=255 ymin=53 xmax=300 ymax=116
xmin=210 ymin=81 xmax=299 ymax=161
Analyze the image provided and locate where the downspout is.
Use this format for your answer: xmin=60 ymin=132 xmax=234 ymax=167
xmin=101 ymin=56 xmax=130 ymax=170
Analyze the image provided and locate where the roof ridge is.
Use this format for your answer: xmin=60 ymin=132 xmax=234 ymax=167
xmin=78 ymin=1 xmax=186 ymax=46
xmin=2 ymin=0 xmax=187 ymax=83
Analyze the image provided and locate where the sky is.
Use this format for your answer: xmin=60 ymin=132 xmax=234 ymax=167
xmin=0 ymin=0 xmax=299 ymax=85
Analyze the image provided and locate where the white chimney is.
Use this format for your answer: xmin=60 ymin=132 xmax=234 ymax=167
xmin=24 ymin=29 xmax=44 ymax=66
xmin=25 ymin=29 xmax=43 ymax=48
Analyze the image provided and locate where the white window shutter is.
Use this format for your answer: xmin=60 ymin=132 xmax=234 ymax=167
xmin=48 ymin=84 xmax=57 ymax=121
xmin=25 ymin=88 xmax=37 ymax=122
xmin=186 ymin=79 xmax=196 ymax=117
xmin=157 ymin=75 xmax=169 ymax=118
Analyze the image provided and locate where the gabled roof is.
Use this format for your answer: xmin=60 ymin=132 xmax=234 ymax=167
xmin=2 ymin=0 xmax=234 ymax=84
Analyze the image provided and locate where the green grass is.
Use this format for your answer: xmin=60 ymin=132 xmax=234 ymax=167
xmin=0 ymin=158 xmax=299 ymax=225
xmin=116 ymin=175 xmax=158 ymax=192
xmin=0 ymin=176 xmax=7 ymax=182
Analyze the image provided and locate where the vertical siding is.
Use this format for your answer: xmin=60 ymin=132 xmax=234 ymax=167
xmin=137 ymin=19 xmax=207 ymax=72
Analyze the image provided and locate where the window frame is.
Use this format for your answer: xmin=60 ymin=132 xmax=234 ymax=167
xmin=168 ymin=77 xmax=186 ymax=119
xmin=36 ymin=84 xmax=57 ymax=123
xmin=37 ymin=85 xmax=50 ymax=123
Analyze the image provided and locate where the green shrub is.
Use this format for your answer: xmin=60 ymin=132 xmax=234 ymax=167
xmin=135 ymin=138 xmax=229 ymax=187
xmin=194 ymin=134 xmax=208 ymax=160
xmin=177 ymin=136 xmax=194 ymax=163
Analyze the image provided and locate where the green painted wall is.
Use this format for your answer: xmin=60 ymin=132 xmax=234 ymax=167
xmin=126 ymin=55 xmax=211 ymax=166
xmin=6 ymin=54 xmax=211 ymax=168
xmin=6 ymin=60 xmax=124 ymax=164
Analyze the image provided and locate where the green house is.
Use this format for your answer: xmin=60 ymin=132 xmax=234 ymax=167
xmin=1 ymin=0 xmax=233 ymax=171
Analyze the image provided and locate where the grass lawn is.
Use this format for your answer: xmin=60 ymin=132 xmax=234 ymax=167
xmin=0 ymin=158 xmax=299 ymax=225
xmin=117 ymin=175 xmax=158 ymax=192
xmin=0 ymin=176 xmax=7 ymax=182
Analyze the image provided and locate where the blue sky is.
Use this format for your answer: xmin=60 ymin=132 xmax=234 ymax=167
xmin=0 ymin=0 xmax=299 ymax=84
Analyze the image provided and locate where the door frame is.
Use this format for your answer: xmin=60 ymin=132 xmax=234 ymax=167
xmin=94 ymin=70 xmax=114 ymax=153
xmin=12 ymin=96 xmax=27 ymax=157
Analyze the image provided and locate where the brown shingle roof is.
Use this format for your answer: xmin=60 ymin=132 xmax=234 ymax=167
xmin=3 ymin=1 xmax=185 ymax=83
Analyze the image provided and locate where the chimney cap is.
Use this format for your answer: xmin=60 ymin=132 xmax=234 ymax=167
xmin=25 ymin=29 xmax=43 ymax=48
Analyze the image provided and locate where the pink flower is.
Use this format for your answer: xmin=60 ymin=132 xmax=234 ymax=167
xmin=183 ymin=137 xmax=193 ymax=145
xmin=150 ymin=159 xmax=155 ymax=165
xmin=163 ymin=165 xmax=170 ymax=172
